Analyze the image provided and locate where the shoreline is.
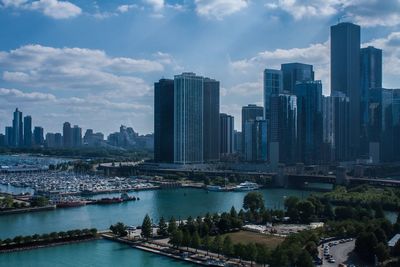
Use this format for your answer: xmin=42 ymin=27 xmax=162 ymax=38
xmin=0 ymin=205 xmax=56 ymax=216
xmin=0 ymin=237 xmax=99 ymax=254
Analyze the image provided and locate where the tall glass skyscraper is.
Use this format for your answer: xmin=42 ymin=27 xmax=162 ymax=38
xmin=220 ymin=113 xmax=234 ymax=155
xmin=295 ymin=81 xmax=323 ymax=164
xmin=154 ymin=79 xmax=174 ymax=163
xmin=12 ymin=108 xmax=23 ymax=147
xmin=23 ymin=115 xmax=32 ymax=148
xmin=203 ymin=78 xmax=220 ymax=162
xmin=241 ymin=104 xmax=264 ymax=154
xmin=281 ymin=63 xmax=314 ymax=93
xmin=174 ymin=73 xmax=204 ymax=164
xmin=263 ymin=69 xmax=283 ymax=120
xmin=331 ymin=22 xmax=361 ymax=157
xmin=63 ymin=122 xmax=72 ymax=148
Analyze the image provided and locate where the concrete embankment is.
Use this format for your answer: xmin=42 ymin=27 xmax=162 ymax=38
xmin=0 ymin=205 xmax=56 ymax=216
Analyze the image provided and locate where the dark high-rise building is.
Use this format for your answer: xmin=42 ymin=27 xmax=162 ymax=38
xmin=295 ymin=81 xmax=323 ymax=164
xmin=281 ymin=63 xmax=314 ymax=93
xmin=63 ymin=122 xmax=72 ymax=148
xmin=203 ymin=78 xmax=220 ymax=162
xmin=33 ymin=126 xmax=44 ymax=146
xmin=331 ymin=22 xmax=361 ymax=157
xmin=54 ymin=133 xmax=63 ymax=147
xmin=154 ymin=79 xmax=174 ymax=163
xmin=270 ymin=94 xmax=297 ymax=165
xmin=23 ymin=116 xmax=32 ymax=148
xmin=220 ymin=113 xmax=234 ymax=155
xmin=244 ymin=117 xmax=267 ymax=162
xmin=72 ymin=125 xmax=82 ymax=147
xmin=12 ymin=108 xmax=23 ymax=147
xmin=5 ymin=126 xmax=13 ymax=147
xmin=233 ymin=130 xmax=242 ymax=153
xmin=360 ymin=46 xmax=382 ymax=154
xmin=263 ymin=69 xmax=283 ymax=120
xmin=0 ymin=134 xmax=4 ymax=147
xmin=241 ymin=104 xmax=263 ymax=153
xmin=174 ymin=73 xmax=204 ymax=164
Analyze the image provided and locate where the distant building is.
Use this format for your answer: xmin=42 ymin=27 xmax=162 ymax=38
xmin=72 ymin=125 xmax=82 ymax=147
xmin=5 ymin=126 xmax=13 ymax=147
xmin=154 ymin=79 xmax=174 ymax=163
xmin=63 ymin=122 xmax=72 ymax=148
xmin=54 ymin=133 xmax=63 ymax=147
xmin=33 ymin=126 xmax=44 ymax=147
xmin=263 ymin=69 xmax=282 ymax=120
xmin=270 ymin=94 xmax=297 ymax=165
xmin=331 ymin=22 xmax=361 ymax=157
xmin=83 ymin=129 xmax=104 ymax=147
xmin=23 ymin=116 xmax=32 ymax=148
xmin=220 ymin=113 xmax=234 ymax=155
xmin=233 ymin=130 xmax=242 ymax=153
xmin=281 ymin=63 xmax=314 ymax=93
xmin=244 ymin=117 xmax=267 ymax=162
xmin=360 ymin=46 xmax=382 ymax=154
xmin=203 ymin=78 xmax=220 ymax=162
xmin=241 ymin=104 xmax=263 ymax=154
xmin=12 ymin=108 xmax=23 ymax=147
xmin=295 ymin=81 xmax=323 ymax=164
xmin=45 ymin=133 xmax=56 ymax=148
xmin=0 ymin=134 xmax=4 ymax=147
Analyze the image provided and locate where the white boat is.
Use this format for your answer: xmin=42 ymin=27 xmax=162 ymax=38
xmin=234 ymin=181 xmax=259 ymax=191
xmin=206 ymin=185 xmax=226 ymax=192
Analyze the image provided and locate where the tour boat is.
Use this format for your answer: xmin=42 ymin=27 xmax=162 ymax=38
xmin=233 ymin=181 xmax=259 ymax=191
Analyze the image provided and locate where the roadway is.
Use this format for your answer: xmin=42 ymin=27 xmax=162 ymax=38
xmin=320 ymin=240 xmax=355 ymax=267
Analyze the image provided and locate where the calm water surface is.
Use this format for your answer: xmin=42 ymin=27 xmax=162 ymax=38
xmin=0 ymin=239 xmax=195 ymax=267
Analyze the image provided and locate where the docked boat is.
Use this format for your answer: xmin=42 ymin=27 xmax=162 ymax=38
xmin=96 ymin=197 xmax=123 ymax=204
xmin=56 ymin=200 xmax=86 ymax=208
xmin=233 ymin=181 xmax=259 ymax=191
xmin=206 ymin=259 xmax=225 ymax=266
xmin=206 ymin=185 xmax=227 ymax=192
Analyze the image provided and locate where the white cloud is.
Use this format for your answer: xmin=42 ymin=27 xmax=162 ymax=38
xmin=0 ymin=44 xmax=170 ymax=96
xmin=143 ymin=0 xmax=164 ymax=11
xmin=116 ymin=4 xmax=138 ymax=13
xmin=195 ymin=0 xmax=248 ymax=19
xmin=1 ymin=0 xmax=82 ymax=19
xmin=0 ymin=88 xmax=56 ymax=102
xmin=266 ymin=0 xmax=400 ymax=27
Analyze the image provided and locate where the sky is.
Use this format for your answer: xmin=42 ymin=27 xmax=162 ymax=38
xmin=0 ymin=0 xmax=400 ymax=136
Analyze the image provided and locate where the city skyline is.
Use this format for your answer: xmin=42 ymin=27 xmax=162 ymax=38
xmin=1 ymin=1 xmax=400 ymax=135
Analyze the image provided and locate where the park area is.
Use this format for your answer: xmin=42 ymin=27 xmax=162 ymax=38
xmin=221 ymin=230 xmax=284 ymax=249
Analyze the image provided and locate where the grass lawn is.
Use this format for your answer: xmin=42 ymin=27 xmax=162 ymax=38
xmin=221 ymin=231 xmax=284 ymax=249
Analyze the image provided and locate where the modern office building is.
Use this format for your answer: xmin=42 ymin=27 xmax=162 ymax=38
xmin=220 ymin=113 xmax=234 ymax=155
xmin=203 ymin=78 xmax=220 ymax=162
xmin=174 ymin=73 xmax=204 ymax=164
xmin=83 ymin=129 xmax=104 ymax=147
xmin=295 ymin=81 xmax=323 ymax=164
xmin=63 ymin=122 xmax=73 ymax=148
xmin=23 ymin=116 xmax=32 ymax=148
xmin=154 ymin=79 xmax=174 ymax=163
xmin=360 ymin=46 xmax=382 ymax=154
xmin=233 ymin=130 xmax=242 ymax=153
xmin=0 ymin=134 xmax=4 ymax=147
xmin=243 ymin=117 xmax=267 ymax=162
xmin=269 ymin=94 xmax=297 ymax=165
xmin=72 ymin=125 xmax=82 ymax=147
xmin=33 ymin=126 xmax=44 ymax=146
xmin=12 ymin=108 xmax=23 ymax=147
xmin=281 ymin=63 xmax=314 ymax=93
xmin=5 ymin=126 xmax=13 ymax=147
xmin=241 ymin=104 xmax=263 ymax=154
xmin=263 ymin=69 xmax=283 ymax=120
xmin=331 ymin=22 xmax=361 ymax=157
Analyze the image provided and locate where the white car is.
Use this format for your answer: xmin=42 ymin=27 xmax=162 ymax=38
xmin=328 ymin=258 xmax=336 ymax=263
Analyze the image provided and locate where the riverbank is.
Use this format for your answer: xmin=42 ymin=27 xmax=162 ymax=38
xmin=0 ymin=205 xmax=56 ymax=216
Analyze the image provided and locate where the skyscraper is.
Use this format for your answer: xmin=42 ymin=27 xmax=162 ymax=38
xmin=23 ymin=116 xmax=32 ymax=148
xmin=203 ymin=78 xmax=220 ymax=162
xmin=263 ymin=69 xmax=283 ymax=120
xmin=219 ymin=113 xmax=234 ymax=155
xmin=33 ymin=126 xmax=44 ymax=146
xmin=295 ymin=81 xmax=323 ymax=164
xmin=241 ymin=104 xmax=263 ymax=154
xmin=270 ymin=94 xmax=297 ymax=165
xmin=360 ymin=46 xmax=382 ymax=154
xmin=174 ymin=73 xmax=204 ymax=164
xmin=12 ymin=108 xmax=23 ymax=147
xmin=5 ymin=126 xmax=13 ymax=147
xmin=154 ymin=79 xmax=174 ymax=163
xmin=281 ymin=63 xmax=314 ymax=93
xmin=63 ymin=122 xmax=72 ymax=148
xmin=72 ymin=125 xmax=82 ymax=147
xmin=244 ymin=117 xmax=267 ymax=162
xmin=331 ymin=22 xmax=361 ymax=157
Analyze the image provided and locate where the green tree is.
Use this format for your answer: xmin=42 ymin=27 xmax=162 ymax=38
xmin=245 ymin=243 xmax=257 ymax=266
xmin=355 ymin=231 xmax=378 ymax=262
xmin=255 ymin=244 xmax=269 ymax=267
xmin=212 ymin=235 xmax=222 ymax=257
xmin=141 ymin=214 xmax=152 ymax=239
xmin=234 ymin=243 xmax=245 ymax=262
xmin=167 ymin=217 xmax=177 ymax=235
xmin=374 ymin=242 xmax=389 ymax=262
xmin=169 ymin=230 xmax=182 ymax=248
xmin=13 ymin=236 xmax=23 ymax=244
xmin=182 ymin=230 xmax=191 ymax=250
xmin=243 ymin=192 xmax=265 ymax=213
xmin=191 ymin=231 xmax=201 ymax=252
xmin=222 ymin=236 xmax=233 ymax=257
xmin=202 ymin=235 xmax=211 ymax=256
xmin=296 ymin=250 xmax=314 ymax=267
xmin=157 ymin=216 xmax=168 ymax=237
xmin=296 ymin=200 xmax=315 ymax=223
xmin=374 ymin=206 xmax=385 ymax=219
xmin=110 ymin=222 xmax=127 ymax=237
xmin=31 ymin=196 xmax=49 ymax=207
xmin=284 ymin=196 xmax=300 ymax=221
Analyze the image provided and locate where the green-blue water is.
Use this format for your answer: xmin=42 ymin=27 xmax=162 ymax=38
xmin=0 ymin=239 xmax=195 ymax=267
xmin=0 ymin=188 xmax=311 ymax=239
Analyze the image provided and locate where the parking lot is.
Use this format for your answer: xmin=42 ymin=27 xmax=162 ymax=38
xmin=319 ymin=239 xmax=356 ymax=267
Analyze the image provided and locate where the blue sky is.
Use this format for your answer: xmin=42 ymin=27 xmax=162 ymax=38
xmin=0 ymin=0 xmax=400 ymax=135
